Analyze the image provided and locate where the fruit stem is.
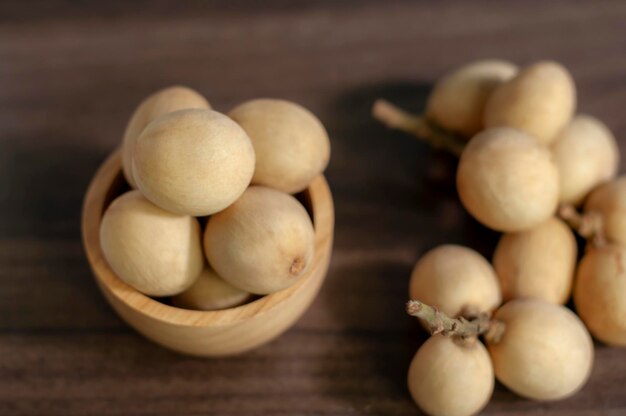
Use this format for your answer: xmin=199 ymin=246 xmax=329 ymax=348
xmin=372 ymin=99 xmax=466 ymax=157
xmin=558 ymin=204 xmax=607 ymax=247
xmin=406 ymin=300 xmax=493 ymax=340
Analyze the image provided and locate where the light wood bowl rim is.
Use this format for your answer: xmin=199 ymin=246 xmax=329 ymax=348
xmin=81 ymin=149 xmax=334 ymax=328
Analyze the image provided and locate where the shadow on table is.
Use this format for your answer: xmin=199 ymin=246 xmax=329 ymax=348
xmin=310 ymin=79 xmax=500 ymax=411
xmin=0 ymin=138 xmax=120 ymax=327
xmin=0 ymin=138 xmax=109 ymax=240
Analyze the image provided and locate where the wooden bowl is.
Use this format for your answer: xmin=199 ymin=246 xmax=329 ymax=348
xmin=81 ymin=150 xmax=334 ymax=356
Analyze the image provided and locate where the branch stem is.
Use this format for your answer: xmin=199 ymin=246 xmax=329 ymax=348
xmin=372 ymin=99 xmax=466 ymax=157
xmin=406 ymin=300 xmax=492 ymax=340
xmin=558 ymin=204 xmax=606 ymax=247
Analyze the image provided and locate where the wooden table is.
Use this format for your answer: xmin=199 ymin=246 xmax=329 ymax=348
xmin=1 ymin=1 xmax=625 ymax=414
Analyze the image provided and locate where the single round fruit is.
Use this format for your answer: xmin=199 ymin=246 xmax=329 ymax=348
xmin=487 ymin=299 xmax=593 ymax=401
xmin=426 ymin=59 xmax=518 ymax=137
xmin=228 ymin=98 xmax=330 ymax=194
xmin=204 ymin=186 xmax=315 ymax=295
xmin=457 ymin=127 xmax=559 ymax=232
xmin=574 ymin=245 xmax=626 ymax=346
xmin=121 ymin=86 xmax=210 ymax=187
xmin=584 ymin=176 xmax=626 ymax=245
xmin=484 ymin=61 xmax=576 ymax=145
xmin=493 ymin=217 xmax=576 ymax=304
xmin=172 ymin=267 xmax=250 ymax=311
xmin=409 ymin=245 xmax=501 ymax=318
xmin=133 ymin=109 xmax=255 ymax=216
xmin=99 ymin=190 xmax=204 ymax=297
xmin=408 ymin=335 xmax=494 ymax=416
xmin=552 ymin=115 xmax=619 ymax=205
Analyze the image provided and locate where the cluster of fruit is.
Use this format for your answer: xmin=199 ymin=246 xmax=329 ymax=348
xmin=100 ymin=86 xmax=330 ymax=310
xmin=374 ymin=60 xmax=625 ymax=416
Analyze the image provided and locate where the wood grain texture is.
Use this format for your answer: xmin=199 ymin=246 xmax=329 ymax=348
xmin=1 ymin=0 xmax=626 ymax=414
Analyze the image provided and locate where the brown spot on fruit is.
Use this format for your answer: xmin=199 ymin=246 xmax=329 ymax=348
xmin=290 ymin=257 xmax=306 ymax=276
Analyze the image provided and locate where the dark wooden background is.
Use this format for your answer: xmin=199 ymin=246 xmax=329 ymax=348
xmin=1 ymin=1 xmax=626 ymax=415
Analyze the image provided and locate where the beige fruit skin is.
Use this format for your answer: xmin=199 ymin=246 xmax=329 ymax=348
xmin=493 ymin=217 xmax=576 ymax=304
xmin=409 ymin=245 xmax=501 ymax=317
xmin=99 ymin=190 xmax=204 ymax=297
xmin=172 ymin=267 xmax=250 ymax=311
xmin=204 ymin=186 xmax=315 ymax=295
xmin=552 ymin=115 xmax=619 ymax=205
xmin=133 ymin=109 xmax=255 ymax=216
xmin=574 ymin=245 xmax=626 ymax=346
xmin=426 ymin=59 xmax=518 ymax=138
xmin=121 ymin=86 xmax=211 ymax=188
xmin=487 ymin=299 xmax=593 ymax=401
xmin=229 ymin=99 xmax=330 ymax=194
xmin=457 ymin=127 xmax=559 ymax=232
xmin=585 ymin=177 xmax=626 ymax=246
xmin=485 ymin=61 xmax=576 ymax=145
xmin=408 ymin=336 xmax=494 ymax=416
